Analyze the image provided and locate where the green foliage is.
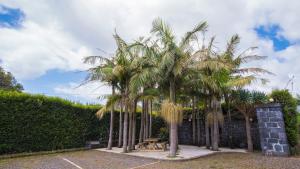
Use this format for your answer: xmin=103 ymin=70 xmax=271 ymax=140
xmin=232 ymin=90 xmax=268 ymax=105
xmin=151 ymin=115 xmax=168 ymax=137
xmin=0 ymin=67 xmax=23 ymax=91
xmin=231 ymin=89 xmax=267 ymax=118
xmin=0 ymin=90 xmax=167 ymax=154
xmin=0 ymin=90 xmax=102 ymax=154
xmin=270 ymin=90 xmax=299 ymax=148
xmin=158 ymin=127 xmax=169 ymax=142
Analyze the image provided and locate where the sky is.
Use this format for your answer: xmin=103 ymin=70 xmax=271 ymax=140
xmin=0 ymin=0 xmax=299 ymax=104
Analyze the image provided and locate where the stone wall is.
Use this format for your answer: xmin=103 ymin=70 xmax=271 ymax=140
xmin=256 ymin=103 xmax=290 ymax=156
xmin=178 ymin=117 xmax=261 ymax=149
xmin=220 ymin=119 xmax=260 ymax=149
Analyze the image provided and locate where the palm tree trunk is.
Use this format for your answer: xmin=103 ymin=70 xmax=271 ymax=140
xmin=122 ymin=84 xmax=129 ymax=153
xmin=122 ymin=102 xmax=129 ymax=153
xmin=145 ymin=99 xmax=149 ymax=139
xmin=210 ymin=125 xmax=214 ymax=150
xmin=197 ymin=107 xmax=201 ymax=146
xmin=118 ymin=99 xmax=123 ymax=148
xmin=212 ymin=95 xmax=219 ymax=151
xmin=169 ymin=77 xmax=177 ymax=157
xmin=127 ymin=110 xmax=133 ymax=152
xmin=192 ymin=96 xmax=196 ymax=145
xmin=107 ymin=85 xmax=115 ymax=150
xmin=149 ymin=100 xmax=152 ymax=138
xmin=143 ymin=100 xmax=147 ymax=141
xmin=139 ymin=100 xmax=144 ymax=143
xmin=225 ymin=94 xmax=233 ymax=149
xmin=205 ymin=99 xmax=210 ymax=149
xmin=245 ymin=115 xmax=253 ymax=152
xmin=131 ymin=100 xmax=137 ymax=150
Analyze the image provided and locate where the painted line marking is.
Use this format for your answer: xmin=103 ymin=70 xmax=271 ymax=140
xmin=129 ymin=161 xmax=160 ymax=169
xmin=62 ymin=157 xmax=83 ymax=169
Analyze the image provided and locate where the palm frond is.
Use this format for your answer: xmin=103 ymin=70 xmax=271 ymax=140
xmin=160 ymin=100 xmax=183 ymax=124
xmin=180 ymin=21 xmax=208 ymax=49
xmin=234 ymin=68 xmax=274 ymax=75
xmin=96 ymin=94 xmax=122 ymax=119
xmin=225 ymin=34 xmax=240 ymax=56
xmin=83 ymin=55 xmax=113 ymax=65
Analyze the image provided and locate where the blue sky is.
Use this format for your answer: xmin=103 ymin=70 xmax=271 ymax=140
xmin=0 ymin=1 xmax=299 ymax=103
xmin=255 ymin=25 xmax=291 ymax=51
xmin=0 ymin=4 xmax=24 ymax=28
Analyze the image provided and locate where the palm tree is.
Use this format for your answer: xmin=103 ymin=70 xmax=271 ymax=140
xmin=83 ymin=55 xmax=118 ymax=150
xmin=193 ymin=37 xmax=231 ymax=151
xmin=232 ymin=90 xmax=267 ymax=152
xmin=221 ymin=34 xmax=272 ymax=149
xmin=151 ymin=18 xmax=207 ymax=157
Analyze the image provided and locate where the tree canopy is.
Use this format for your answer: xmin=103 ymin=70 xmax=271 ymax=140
xmin=0 ymin=67 xmax=23 ymax=91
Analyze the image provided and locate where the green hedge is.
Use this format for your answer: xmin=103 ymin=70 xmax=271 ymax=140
xmin=271 ymin=90 xmax=299 ymax=148
xmin=0 ymin=90 xmax=103 ymax=154
xmin=0 ymin=90 xmax=166 ymax=155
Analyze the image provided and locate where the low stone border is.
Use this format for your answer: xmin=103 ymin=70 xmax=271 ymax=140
xmin=0 ymin=147 xmax=89 ymax=160
xmin=96 ymin=146 xmax=247 ymax=161
xmin=96 ymin=149 xmax=247 ymax=161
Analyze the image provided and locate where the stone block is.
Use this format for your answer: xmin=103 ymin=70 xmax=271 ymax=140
xmin=274 ymin=144 xmax=283 ymax=152
xmin=270 ymin=132 xmax=279 ymax=139
xmin=262 ymin=117 xmax=269 ymax=122
xmin=277 ymin=122 xmax=284 ymax=128
xmin=269 ymin=117 xmax=281 ymax=122
xmin=279 ymin=139 xmax=288 ymax=144
xmin=267 ymin=144 xmax=273 ymax=150
xmin=282 ymin=145 xmax=290 ymax=153
xmin=262 ymin=131 xmax=270 ymax=138
xmin=267 ymin=112 xmax=277 ymax=117
xmin=278 ymin=132 xmax=285 ymax=139
xmin=269 ymin=107 xmax=281 ymax=111
xmin=267 ymin=122 xmax=278 ymax=128
xmin=268 ymin=138 xmax=278 ymax=144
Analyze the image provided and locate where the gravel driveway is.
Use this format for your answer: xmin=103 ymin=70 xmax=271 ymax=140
xmin=0 ymin=150 xmax=157 ymax=169
xmin=0 ymin=150 xmax=299 ymax=169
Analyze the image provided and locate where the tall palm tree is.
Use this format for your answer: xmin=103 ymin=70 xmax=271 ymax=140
xmin=221 ymin=34 xmax=272 ymax=149
xmin=83 ymin=55 xmax=118 ymax=150
xmin=151 ymin=18 xmax=207 ymax=157
xmin=192 ymin=37 xmax=231 ymax=151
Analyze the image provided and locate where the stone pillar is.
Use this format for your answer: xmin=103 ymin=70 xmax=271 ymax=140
xmin=256 ymin=103 xmax=290 ymax=156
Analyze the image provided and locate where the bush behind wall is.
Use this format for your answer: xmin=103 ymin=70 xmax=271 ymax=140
xmin=270 ymin=90 xmax=299 ymax=151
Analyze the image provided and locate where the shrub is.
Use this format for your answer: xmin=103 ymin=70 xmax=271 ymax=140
xmin=0 ymin=90 xmax=167 ymax=154
xmin=0 ymin=90 xmax=102 ymax=154
xmin=158 ymin=127 xmax=169 ymax=142
xmin=270 ymin=90 xmax=299 ymax=148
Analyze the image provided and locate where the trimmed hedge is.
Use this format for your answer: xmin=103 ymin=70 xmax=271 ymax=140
xmin=0 ymin=90 xmax=103 ymax=154
xmin=0 ymin=90 xmax=166 ymax=155
xmin=271 ymin=90 xmax=299 ymax=148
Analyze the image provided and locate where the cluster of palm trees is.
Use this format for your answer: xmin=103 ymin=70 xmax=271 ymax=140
xmin=84 ymin=18 xmax=270 ymax=157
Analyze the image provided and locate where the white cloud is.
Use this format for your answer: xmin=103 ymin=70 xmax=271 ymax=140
xmin=0 ymin=21 xmax=92 ymax=79
xmin=1 ymin=0 xmax=300 ymax=101
xmin=54 ymin=82 xmax=111 ymax=104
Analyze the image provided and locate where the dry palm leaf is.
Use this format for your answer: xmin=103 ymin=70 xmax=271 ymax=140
xmin=160 ymin=100 xmax=183 ymax=124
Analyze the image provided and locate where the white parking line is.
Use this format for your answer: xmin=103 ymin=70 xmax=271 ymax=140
xmin=62 ymin=157 xmax=83 ymax=169
xmin=129 ymin=161 xmax=160 ymax=169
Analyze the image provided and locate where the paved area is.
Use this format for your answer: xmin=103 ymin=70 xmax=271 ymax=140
xmin=0 ymin=149 xmax=299 ymax=169
xmin=0 ymin=150 xmax=157 ymax=169
xmin=97 ymin=145 xmax=247 ymax=160
xmin=139 ymin=153 xmax=300 ymax=169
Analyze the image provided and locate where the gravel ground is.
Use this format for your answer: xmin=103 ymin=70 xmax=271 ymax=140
xmin=0 ymin=150 xmax=157 ymax=169
xmin=0 ymin=151 xmax=299 ymax=169
xmin=138 ymin=152 xmax=300 ymax=169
